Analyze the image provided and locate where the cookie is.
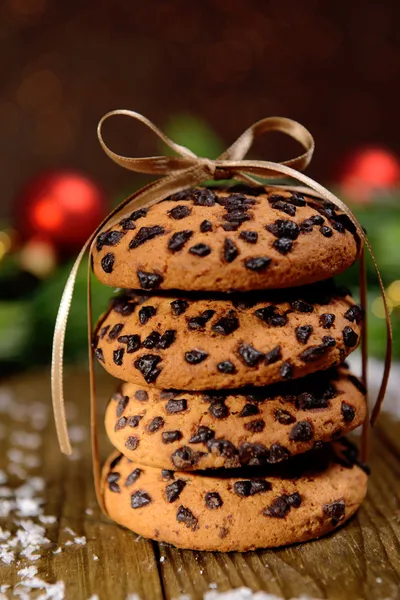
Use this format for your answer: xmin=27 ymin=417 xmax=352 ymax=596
xmin=92 ymin=185 xmax=359 ymax=292
xmin=105 ymin=367 xmax=366 ymax=470
xmin=101 ymin=439 xmax=368 ymax=552
xmin=93 ymin=281 xmax=362 ymax=390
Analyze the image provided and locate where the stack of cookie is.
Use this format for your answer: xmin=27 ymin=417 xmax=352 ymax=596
xmin=92 ymin=185 xmax=368 ymax=552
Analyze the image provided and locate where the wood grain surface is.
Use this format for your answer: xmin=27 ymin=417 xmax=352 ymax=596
xmin=0 ymin=367 xmax=399 ymax=600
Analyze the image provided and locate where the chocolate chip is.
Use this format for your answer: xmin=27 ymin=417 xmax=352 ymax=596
xmin=112 ymin=298 xmax=136 ymax=316
xmin=288 ymin=192 xmax=306 ymax=206
xmin=212 ymin=312 xmax=239 ymax=335
xmin=189 ymin=426 xmax=215 ymax=443
xmin=209 ymin=401 xmax=229 ymax=419
xmin=168 ymin=230 xmax=194 ymax=252
xmin=207 ymin=438 xmax=237 ymax=459
xmin=139 ymin=306 xmax=156 ymax=324
xmin=217 ymin=360 xmax=236 ymax=374
xmin=238 ymin=442 xmax=268 ymax=466
xmin=148 ymin=416 xmax=164 ymax=433
xmin=166 ymin=399 xmax=187 ymax=414
xmin=266 ymin=219 xmax=299 ymax=239
xmin=280 ymin=362 xmax=293 ymax=379
xmin=171 ymin=299 xmax=189 ymax=315
xmin=119 ymin=219 xmax=136 ymax=230
xmin=143 ymin=331 xmax=161 ymax=349
xmin=134 ymin=390 xmax=148 ymax=402
xmin=131 ymin=490 xmax=151 ymax=508
xmin=129 ymin=225 xmax=165 ymax=249
xmin=134 ymin=354 xmax=162 ymax=383
xmin=123 ymin=208 xmax=148 ymax=225
xmin=263 ymin=495 xmax=289 ymax=518
xmin=161 ymin=469 xmax=174 ymax=481
xmin=268 ymin=196 xmax=296 ymax=216
xmin=200 ymin=219 xmax=213 ymax=233
xmin=239 ymin=404 xmax=260 ymax=417
xmin=158 ymin=330 xmax=177 ymax=350
xmin=101 ymin=253 xmax=114 ymax=273
xmin=96 ymin=230 xmax=125 ymax=252
xmin=299 ymin=343 xmax=331 ymax=363
xmin=205 ymin=492 xmax=223 ymax=509
xmin=238 ymin=343 xmax=263 ymax=367
xmin=296 ymin=392 xmax=329 ymax=410
xmin=275 ymin=408 xmax=296 ymax=424
xmin=343 ymin=326 xmax=358 ymax=347
xmin=107 ymin=471 xmax=120 ymax=484
xmin=125 ymin=468 xmax=142 ymax=487
xmin=254 ymin=306 xmax=288 ymax=327
xmin=244 ymin=419 xmax=265 ymax=432
xmin=162 ymin=430 xmax=183 ymax=444
xmin=125 ymin=436 xmax=139 ymax=450
xmin=291 ymin=300 xmax=314 ymax=313
xmin=268 ymin=443 xmax=290 ymax=463
xmin=244 ymin=257 xmax=271 ymax=271
xmin=118 ymin=334 xmax=141 ymax=353
xmin=171 ymin=446 xmax=204 ymax=469
xmin=137 ymin=270 xmax=163 ymax=290
xmin=223 ymin=238 xmax=239 ymax=263
xmin=189 ymin=243 xmax=211 ymax=256
xmin=185 ymin=349 xmax=208 ymax=364
xmin=109 ymin=454 xmax=123 ymax=469
xmin=265 ymin=346 xmax=282 ymax=364
xmin=320 ymin=225 xmax=333 ymax=238
xmin=176 ymin=505 xmax=198 ymax=530
xmin=222 ymin=222 xmax=240 ymax=231
xmin=320 ymin=313 xmax=336 ymax=329
xmin=287 ymin=492 xmax=302 ymax=508
xmin=193 ymin=188 xmax=216 ymax=206
xmin=165 ymin=479 xmax=186 ymax=502
xmin=344 ymin=305 xmax=362 ymax=324
xmin=188 ymin=310 xmax=215 ymax=330
xmin=116 ymin=395 xmax=129 ymax=417
xmin=323 ymin=500 xmax=345 ymax=525
xmin=233 ymin=479 xmax=271 ymax=497
xmin=240 ymin=230 xmax=258 ymax=243
xmin=95 ymin=348 xmax=105 ymax=363
xmin=341 ymin=402 xmax=356 ymax=422
xmin=115 ymin=417 xmax=127 ymax=431
xmin=108 ymin=480 xmax=120 ymax=493
xmin=128 ymin=415 xmax=142 ymax=428
xmin=99 ymin=325 xmax=110 ymax=339
xmin=274 ymin=238 xmax=293 ymax=254
xmin=168 ymin=205 xmax=191 ymax=220
xmin=109 ymin=323 xmax=124 ymax=340
xmin=295 ymin=325 xmax=313 ymax=344
xmin=289 ymin=421 xmax=313 ymax=442
xmin=113 ymin=348 xmax=124 ymax=366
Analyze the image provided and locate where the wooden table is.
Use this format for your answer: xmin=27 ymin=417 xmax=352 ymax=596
xmin=0 ymin=368 xmax=399 ymax=600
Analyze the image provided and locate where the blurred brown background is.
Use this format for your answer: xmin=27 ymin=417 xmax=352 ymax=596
xmin=1 ymin=0 xmax=400 ymax=216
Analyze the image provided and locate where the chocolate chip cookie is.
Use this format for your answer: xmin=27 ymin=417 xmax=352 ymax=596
xmin=92 ymin=185 xmax=359 ymax=292
xmin=93 ymin=282 xmax=362 ymax=389
xmin=101 ymin=438 xmax=368 ymax=551
xmin=105 ymin=367 xmax=366 ymax=470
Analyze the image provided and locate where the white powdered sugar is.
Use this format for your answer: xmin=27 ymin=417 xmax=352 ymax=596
xmin=0 ymin=385 xmax=89 ymax=598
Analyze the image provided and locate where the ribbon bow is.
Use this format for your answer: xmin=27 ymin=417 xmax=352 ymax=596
xmin=52 ymin=110 xmax=392 ymax=496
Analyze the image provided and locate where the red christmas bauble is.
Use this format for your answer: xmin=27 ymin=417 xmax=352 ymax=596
xmin=15 ymin=170 xmax=107 ymax=252
xmin=337 ymin=147 xmax=400 ymax=203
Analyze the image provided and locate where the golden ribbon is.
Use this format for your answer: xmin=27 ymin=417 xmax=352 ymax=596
xmin=52 ymin=110 xmax=392 ymax=495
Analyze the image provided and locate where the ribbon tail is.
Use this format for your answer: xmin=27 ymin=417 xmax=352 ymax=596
xmin=51 ymin=242 xmax=91 ymax=455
